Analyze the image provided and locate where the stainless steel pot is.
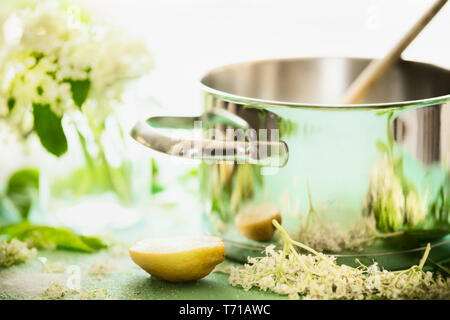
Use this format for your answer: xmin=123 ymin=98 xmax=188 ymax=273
xmin=132 ymin=57 xmax=450 ymax=269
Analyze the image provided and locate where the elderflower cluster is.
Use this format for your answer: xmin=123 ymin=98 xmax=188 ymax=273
xmin=41 ymin=280 xmax=72 ymax=300
xmin=296 ymin=216 xmax=378 ymax=252
xmin=0 ymin=238 xmax=37 ymax=267
xmin=363 ymin=262 xmax=450 ymax=299
xmin=88 ymin=258 xmax=116 ymax=279
xmin=0 ymin=0 xmax=152 ymax=138
xmin=40 ymin=281 xmax=108 ymax=300
xmin=294 ymin=183 xmax=381 ymax=253
xmin=364 ymin=155 xmax=429 ymax=232
xmin=229 ymin=245 xmax=367 ymax=300
xmin=74 ymin=288 xmax=108 ymax=300
xmin=229 ymin=221 xmax=450 ymax=300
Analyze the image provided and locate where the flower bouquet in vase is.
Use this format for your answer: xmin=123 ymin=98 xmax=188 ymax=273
xmin=0 ymin=1 xmax=154 ymax=233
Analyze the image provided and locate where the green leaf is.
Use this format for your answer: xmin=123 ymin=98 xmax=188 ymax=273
xmin=32 ymin=103 xmax=68 ymax=157
xmin=65 ymin=79 xmax=90 ymax=108
xmin=6 ymin=169 xmax=39 ymax=220
xmin=7 ymin=97 xmax=15 ymax=111
xmin=151 ymin=158 xmax=164 ymax=194
xmin=0 ymin=222 xmax=107 ymax=253
xmin=7 ymin=169 xmax=39 ymax=193
xmin=18 ymin=226 xmax=93 ymax=252
xmin=36 ymin=86 xmax=44 ymax=96
xmin=151 ymin=183 xmax=164 ymax=195
xmin=31 ymin=52 xmax=44 ymax=64
xmin=0 ymin=221 xmax=32 ymax=237
xmin=80 ymin=235 xmax=108 ymax=250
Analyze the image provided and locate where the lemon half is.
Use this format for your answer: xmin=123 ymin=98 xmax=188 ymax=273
xmin=129 ymin=236 xmax=225 ymax=282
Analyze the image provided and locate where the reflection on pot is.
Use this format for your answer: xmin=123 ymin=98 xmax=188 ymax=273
xmin=200 ymin=102 xmax=450 ymax=261
xmin=392 ymin=105 xmax=450 ymax=168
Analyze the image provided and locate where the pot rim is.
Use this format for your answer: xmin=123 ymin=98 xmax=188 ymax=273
xmin=199 ymin=56 xmax=450 ymax=111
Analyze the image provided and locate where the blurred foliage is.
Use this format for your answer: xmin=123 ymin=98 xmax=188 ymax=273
xmin=1 ymin=169 xmax=39 ymax=221
xmin=51 ymin=162 xmax=130 ymax=199
xmin=0 ymin=168 xmax=108 ymax=254
xmin=201 ymin=162 xmax=263 ymax=224
xmin=0 ymin=221 xmax=107 ymax=252
xmin=151 ymin=158 xmax=164 ymax=195
xmin=65 ymin=78 xmax=90 ymax=110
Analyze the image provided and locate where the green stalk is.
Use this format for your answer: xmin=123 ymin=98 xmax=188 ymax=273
xmin=75 ymin=128 xmax=95 ymax=196
xmin=305 ymin=181 xmax=318 ymax=228
xmin=273 ymin=219 xmax=321 ymax=256
xmin=96 ymin=135 xmax=130 ymax=203
xmin=86 ymin=112 xmax=130 ymax=203
xmin=418 ymin=243 xmax=431 ymax=270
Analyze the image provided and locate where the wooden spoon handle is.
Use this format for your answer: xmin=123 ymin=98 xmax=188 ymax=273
xmin=342 ymin=0 xmax=448 ymax=104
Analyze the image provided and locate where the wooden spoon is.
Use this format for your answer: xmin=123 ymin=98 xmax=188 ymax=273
xmin=342 ymin=0 xmax=448 ymax=104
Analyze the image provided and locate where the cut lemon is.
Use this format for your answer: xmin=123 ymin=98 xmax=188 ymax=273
xmin=129 ymin=236 xmax=225 ymax=282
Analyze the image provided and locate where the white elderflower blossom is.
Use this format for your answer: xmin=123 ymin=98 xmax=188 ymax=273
xmin=74 ymin=288 xmax=108 ymax=300
xmin=0 ymin=238 xmax=37 ymax=267
xmin=0 ymin=0 xmax=152 ymax=153
xmin=88 ymin=258 xmax=116 ymax=279
xmin=41 ymin=280 xmax=73 ymax=300
xmin=229 ymin=220 xmax=450 ymax=300
xmin=294 ymin=183 xmax=398 ymax=253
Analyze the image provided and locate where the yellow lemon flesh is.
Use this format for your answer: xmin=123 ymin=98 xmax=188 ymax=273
xmin=235 ymin=203 xmax=282 ymax=241
xmin=129 ymin=236 xmax=225 ymax=282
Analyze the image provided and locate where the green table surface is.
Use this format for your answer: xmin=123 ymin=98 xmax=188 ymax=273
xmin=1 ymin=187 xmax=449 ymax=300
xmin=0 ymin=191 xmax=284 ymax=300
xmin=0 ymin=250 xmax=284 ymax=300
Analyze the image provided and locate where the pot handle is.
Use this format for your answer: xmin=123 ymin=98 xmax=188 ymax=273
xmin=131 ymin=108 xmax=289 ymax=167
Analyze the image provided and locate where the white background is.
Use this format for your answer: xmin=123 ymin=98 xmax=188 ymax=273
xmin=80 ymin=0 xmax=450 ymax=114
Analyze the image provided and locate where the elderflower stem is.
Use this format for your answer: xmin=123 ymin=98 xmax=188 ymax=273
xmin=306 ymin=180 xmax=315 ymax=214
xmin=418 ymin=243 xmax=431 ymax=270
xmin=272 ymin=219 xmax=321 ymax=256
xmin=391 ymin=243 xmax=431 ymax=288
xmin=305 ymin=181 xmax=321 ymax=227
xmin=354 ymin=259 xmax=368 ymax=270
xmin=276 ymin=242 xmax=289 ymax=277
xmin=287 ymin=244 xmax=316 ymax=274
xmin=290 ymin=239 xmax=322 ymax=257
